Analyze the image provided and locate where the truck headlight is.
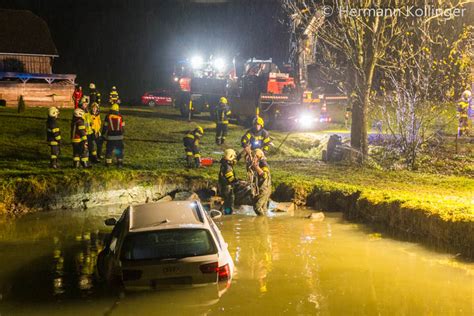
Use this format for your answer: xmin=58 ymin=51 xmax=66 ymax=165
xmin=297 ymin=113 xmax=315 ymax=128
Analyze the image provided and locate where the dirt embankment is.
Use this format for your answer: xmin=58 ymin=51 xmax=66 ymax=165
xmin=1 ymin=172 xmax=472 ymax=260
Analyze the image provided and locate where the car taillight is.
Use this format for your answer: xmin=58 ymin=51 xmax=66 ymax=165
xmin=200 ymin=262 xmax=218 ymax=273
xmin=218 ymin=264 xmax=230 ymax=281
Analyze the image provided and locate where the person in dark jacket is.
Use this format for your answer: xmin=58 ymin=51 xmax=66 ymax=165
xmin=102 ymin=103 xmax=125 ymax=167
xmin=183 ymin=126 xmax=204 ymax=168
xmin=46 ymin=107 xmax=61 ymax=168
xmin=218 ymin=149 xmax=238 ymax=215
xmin=215 ymin=97 xmax=231 ymax=145
xmin=71 ymin=108 xmax=90 ymax=168
xmin=240 ymin=116 xmax=271 ymax=160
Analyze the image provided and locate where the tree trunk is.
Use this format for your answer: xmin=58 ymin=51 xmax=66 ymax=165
xmin=350 ymin=97 xmax=368 ymax=158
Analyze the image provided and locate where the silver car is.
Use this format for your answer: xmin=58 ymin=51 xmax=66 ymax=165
xmin=97 ymin=201 xmax=234 ymax=290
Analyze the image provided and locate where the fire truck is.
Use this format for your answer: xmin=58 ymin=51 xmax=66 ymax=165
xmin=174 ymin=57 xmax=347 ymax=128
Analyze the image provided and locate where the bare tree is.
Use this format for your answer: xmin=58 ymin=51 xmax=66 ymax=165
xmin=280 ymin=0 xmax=472 ymax=160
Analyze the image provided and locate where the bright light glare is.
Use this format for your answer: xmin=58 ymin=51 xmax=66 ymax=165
xmin=190 ymin=56 xmax=203 ymax=69
xmin=298 ymin=114 xmax=315 ymax=128
xmin=173 ymin=76 xmax=179 ymax=82
xmin=213 ymin=57 xmax=226 ymax=71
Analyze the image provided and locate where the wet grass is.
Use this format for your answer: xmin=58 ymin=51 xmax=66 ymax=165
xmin=0 ymin=106 xmax=472 ymax=221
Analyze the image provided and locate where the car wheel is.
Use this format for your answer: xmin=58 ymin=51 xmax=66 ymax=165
xmin=148 ymin=100 xmax=156 ymax=107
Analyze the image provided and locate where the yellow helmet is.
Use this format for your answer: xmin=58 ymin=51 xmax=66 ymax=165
xmin=224 ymin=148 xmax=237 ymax=161
xmin=219 ymin=97 xmax=228 ymax=105
xmin=80 ymin=96 xmax=89 ymax=105
xmin=253 ymin=116 xmax=264 ymax=127
xmin=254 ymin=148 xmax=265 ymax=159
xmin=74 ymin=108 xmax=85 ymax=118
xmin=89 ymin=83 xmax=95 ymax=89
xmin=112 ymin=86 xmax=117 ymax=90
xmin=111 ymin=103 xmax=120 ymax=111
xmin=462 ymin=90 xmax=471 ymax=101
xmin=48 ymin=106 xmax=59 ymax=118
xmin=195 ymin=126 xmax=204 ymax=136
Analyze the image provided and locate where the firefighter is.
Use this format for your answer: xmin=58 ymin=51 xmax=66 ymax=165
xmin=102 ymin=103 xmax=125 ymax=167
xmin=83 ymin=102 xmax=100 ymax=163
xmin=215 ymin=97 xmax=231 ymax=145
xmin=90 ymin=102 xmax=103 ymax=160
xmin=71 ymin=108 xmax=90 ymax=168
xmin=218 ymin=149 xmax=238 ymax=215
xmin=251 ymin=149 xmax=271 ymax=216
xmin=183 ymin=126 xmax=204 ymax=168
xmin=109 ymin=86 xmax=120 ymax=105
xmin=89 ymin=83 xmax=101 ymax=105
xmin=240 ymin=116 xmax=271 ymax=160
xmin=72 ymin=86 xmax=83 ymax=109
xmin=458 ymin=90 xmax=471 ymax=137
xmin=46 ymin=107 xmax=61 ymax=168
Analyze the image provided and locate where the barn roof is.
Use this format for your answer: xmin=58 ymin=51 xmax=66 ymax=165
xmin=0 ymin=9 xmax=58 ymax=57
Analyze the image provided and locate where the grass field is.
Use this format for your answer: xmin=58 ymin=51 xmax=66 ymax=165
xmin=0 ymin=105 xmax=472 ymax=221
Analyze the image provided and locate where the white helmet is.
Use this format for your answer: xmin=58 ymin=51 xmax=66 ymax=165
xmin=462 ymin=90 xmax=472 ymax=101
xmin=48 ymin=106 xmax=59 ymax=118
xmin=89 ymin=83 xmax=96 ymax=89
xmin=224 ymin=148 xmax=237 ymax=161
xmin=74 ymin=108 xmax=85 ymax=118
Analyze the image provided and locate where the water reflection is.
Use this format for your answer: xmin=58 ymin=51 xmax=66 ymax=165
xmin=0 ymin=207 xmax=472 ymax=315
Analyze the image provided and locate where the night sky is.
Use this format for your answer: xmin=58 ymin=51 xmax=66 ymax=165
xmin=1 ymin=0 xmax=289 ymax=101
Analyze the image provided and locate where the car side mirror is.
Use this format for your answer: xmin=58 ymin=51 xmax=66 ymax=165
xmin=104 ymin=218 xmax=117 ymax=226
xmin=210 ymin=210 xmax=222 ymax=219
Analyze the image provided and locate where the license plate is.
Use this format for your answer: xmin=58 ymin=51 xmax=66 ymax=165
xmin=162 ymin=266 xmax=181 ymax=274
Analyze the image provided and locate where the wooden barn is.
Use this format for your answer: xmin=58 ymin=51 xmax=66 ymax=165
xmin=0 ymin=9 xmax=76 ymax=107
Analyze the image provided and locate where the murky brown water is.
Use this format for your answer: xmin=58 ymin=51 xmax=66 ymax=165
xmin=0 ymin=206 xmax=472 ymax=315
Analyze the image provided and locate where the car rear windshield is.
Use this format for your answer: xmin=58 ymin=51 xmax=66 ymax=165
xmin=121 ymin=229 xmax=217 ymax=261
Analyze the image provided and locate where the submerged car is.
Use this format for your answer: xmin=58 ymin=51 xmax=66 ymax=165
xmin=97 ymin=201 xmax=234 ymax=290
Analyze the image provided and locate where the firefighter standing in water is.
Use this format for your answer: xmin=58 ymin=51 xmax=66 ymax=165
xmin=46 ymin=107 xmax=61 ymax=168
xmin=250 ymin=149 xmax=271 ymax=216
xmin=458 ymin=90 xmax=471 ymax=137
xmin=102 ymin=103 xmax=125 ymax=167
xmin=215 ymin=97 xmax=231 ymax=145
xmin=183 ymin=126 xmax=204 ymax=168
xmin=72 ymin=86 xmax=83 ymax=109
xmin=218 ymin=149 xmax=238 ymax=215
xmin=71 ymin=108 xmax=90 ymax=168
xmin=109 ymin=86 xmax=120 ymax=105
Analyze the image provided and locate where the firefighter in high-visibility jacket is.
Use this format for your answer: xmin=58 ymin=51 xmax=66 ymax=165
xmin=215 ymin=97 xmax=231 ymax=145
xmin=250 ymin=149 xmax=271 ymax=216
xmin=89 ymin=83 xmax=101 ymax=105
xmin=82 ymin=101 xmax=100 ymax=163
xmin=183 ymin=126 xmax=204 ymax=168
xmin=71 ymin=108 xmax=90 ymax=168
xmin=109 ymin=86 xmax=119 ymax=105
xmin=240 ymin=116 xmax=271 ymax=160
xmin=218 ymin=149 xmax=238 ymax=215
xmin=458 ymin=90 xmax=471 ymax=136
xmin=46 ymin=107 xmax=61 ymax=168
xmin=102 ymin=103 xmax=125 ymax=167
xmin=90 ymin=102 xmax=103 ymax=159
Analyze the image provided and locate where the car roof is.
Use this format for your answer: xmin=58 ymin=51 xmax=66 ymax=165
xmin=128 ymin=201 xmax=206 ymax=233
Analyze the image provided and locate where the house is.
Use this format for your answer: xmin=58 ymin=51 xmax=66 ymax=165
xmin=0 ymin=9 xmax=76 ymax=107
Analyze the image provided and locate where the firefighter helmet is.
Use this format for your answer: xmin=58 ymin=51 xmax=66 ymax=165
xmin=48 ymin=106 xmax=59 ymax=118
xmin=91 ymin=102 xmax=100 ymax=114
xmin=253 ymin=116 xmax=264 ymax=127
xmin=89 ymin=83 xmax=96 ymax=89
xmin=80 ymin=96 xmax=89 ymax=104
xmin=74 ymin=108 xmax=85 ymax=118
xmin=224 ymin=148 xmax=237 ymax=161
xmin=195 ymin=126 xmax=204 ymax=136
xmin=220 ymin=97 xmax=228 ymax=105
xmin=254 ymin=148 xmax=265 ymax=159
xmin=462 ymin=90 xmax=472 ymax=101
xmin=111 ymin=103 xmax=120 ymax=112
xmin=112 ymin=86 xmax=117 ymax=90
